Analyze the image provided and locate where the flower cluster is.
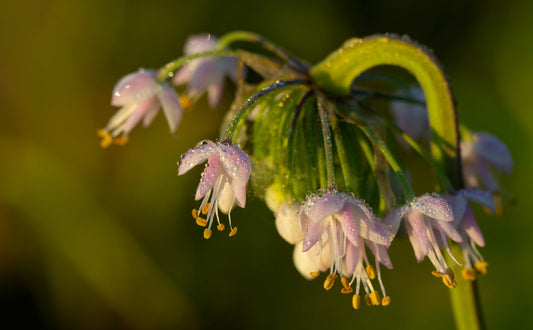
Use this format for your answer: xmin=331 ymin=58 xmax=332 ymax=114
xmin=99 ymin=31 xmax=513 ymax=311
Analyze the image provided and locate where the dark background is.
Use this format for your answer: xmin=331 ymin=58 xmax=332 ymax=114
xmin=0 ymin=0 xmax=531 ymax=329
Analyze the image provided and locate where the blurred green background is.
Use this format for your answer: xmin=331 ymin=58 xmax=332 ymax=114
xmin=0 ymin=0 xmax=531 ymax=329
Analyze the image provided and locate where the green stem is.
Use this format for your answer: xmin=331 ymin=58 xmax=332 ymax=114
xmin=358 ymin=125 xmax=415 ymax=201
xmin=224 ymin=79 xmax=308 ymax=142
xmin=218 ymin=31 xmax=309 ymax=73
xmin=315 ymin=92 xmax=337 ymax=189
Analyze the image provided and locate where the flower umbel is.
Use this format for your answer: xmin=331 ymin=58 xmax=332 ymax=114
xmin=298 ymin=189 xmax=393 ymax=308
xmin=98 ymin=69 xmax=183 ymax=147
xmin=178 ymin=140 xmax=252 ymax=238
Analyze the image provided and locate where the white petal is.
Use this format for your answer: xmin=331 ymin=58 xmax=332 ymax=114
xmin=111 ymin=69 xmax=158 ymax=106
xmin=158 ymin=83 xmax=183 ymax=133
xmin=276 ymin=202 xmax=305 ymax=244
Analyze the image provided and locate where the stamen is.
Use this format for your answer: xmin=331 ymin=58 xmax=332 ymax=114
xmin=352 ymin=294 xmax=361 ymax=310
xmin=113 ymin=136 xmax=129 ymax=146
xmin=202 ymin=203 xmax=210 ymax=215
xmin=382 ymin=296 xmax=391 ymax=306
xmin=323 ymin=274 xmax=337 ymax=290
xmin=203 ymin=228 xmax=212 ymax=239
xmin=494 ymin=193 xmax=503 ymax=216
xmin=341 ymin=277 xmax=351 ymax=289
xmin=229 ymin=227 xmax=238 ymax=237
xmin=365 ymin=265 xmax=376 ymax=280
xmin=475 ymin=261 xmax=488 ymax=275
xmin=196 ymin=217 xmax=207 ymax=227
xmin=462 ymin=268 xmax=477 ymax=281
xmin=192 ymin=209 xmax=199 ymax=219
xmin=97 ymin=129 xmax=113 ymax=148
xmin=442 ymin=274 xmax=457 ymax=289
xmin=341 ymin=287 xmax=353 ymax=294
xmin=179 ymin=96 xmax=194 ymax=110
xmin=217 ymin=223 xmax=225 ymax=231
xmin=364 ymin=294 xmax=372 ymax=306
xmin=309 ymin=272 xmax=320 ymax=278
xmin=431 ymin=270 xmax=443 ymax=278
xmin=369 ymin=291 xmax=381 ymax=306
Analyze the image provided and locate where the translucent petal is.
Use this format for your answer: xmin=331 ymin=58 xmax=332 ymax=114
xmin=195 ymin=154 xmax=223 ymax=200
xmin=367 ymin=241 xmax=393 ymax=269
xmin=207 ymin=79 xmax=225 ymax=108
xmin=177 ymin=141 xmax=218 ymax=175
xmin=217 ymin=182 xmax=234 ymax=214
xmin=462 ymin=206 xmax=485 ymax=246
xmin=473 ymin=132 xmax=513 ymax=173
xmin=433 ymin=220 xmax=462 ymax=243
xmin=406 ymin=220 xmax=425 ymax=262
xmin=462 ymin=188 xmax=495 ymax=213
xmin=406 ymin=210 xmax=430 ymax=256
xmin=217 ymin=144 xmax=252 ymax=185
xmin=412 ymin=194 xmax=454 ymax=222
xmin=349 ymin=203 xmax=391 ymax=246
xmin=304 ymin=193 xmax=345 ymax=224
xmin=158 ymin=83 xmax=183 ymax=133
xmin=302 ymin=215 xmax=323 ymax=252
xmin=276 ymin=202 xmax=305 ymax=244
xmin=344 ymin=241 xmax=359 ymax=276
xmin=123 ymin=96 xmax=160 ymax=134
xmin=184 ymin=34 xmax=218 ymax=55
xmin=111 ymin=69 xmax=158 ymax=106
xmin=336 ymin=204 xmax=359 ymax=247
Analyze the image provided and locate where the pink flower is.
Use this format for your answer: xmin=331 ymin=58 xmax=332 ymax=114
xmin=297 ymin=189 xmax=393 ymax=308
xmin=461 ymin=132 xmax=513 ymax=192
xmin=445 ymin=188 xmax=494 ymax=280
xmin=386 ymin=193 xmax=460 ymax=288
xmin=173 ymin=34 xmax=239 ymax=108
xmin=390 ymin=86 xmax=429 ymax=140
xmin=98 ymin=69 xmax=182 ymax=147
xmin=178 ymin=140 xmax=252 ymax=238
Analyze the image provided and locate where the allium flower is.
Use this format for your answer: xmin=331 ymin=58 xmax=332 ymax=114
xmin=446 ymin=188 xmax=495 ymax=281
xmin=98 ymin=69 xmax=183 ymax=148
xmin=461 ymin=132 xmax=513 ymax=192
xmin=390 ymin=86 xmax=429 ymax=140
xmin=298 ymin=189 xmax=394 ymax=308
xmin=173 ymin=34 xmax=239 ymax=108
xmin=178 ymin=140 xmax=252 ymax=238
xmin=386 ymin=193 xmax=460 ymax=288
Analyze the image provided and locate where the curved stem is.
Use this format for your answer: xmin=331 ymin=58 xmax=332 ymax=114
xmin=224 ymin=79 xmax=308 ymax=142
xmin=218 ymin=31 xmax=310 ymax=73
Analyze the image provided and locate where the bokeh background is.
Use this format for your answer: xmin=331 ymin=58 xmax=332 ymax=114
xmin=1 ymin=0 xmax=532 ymax=329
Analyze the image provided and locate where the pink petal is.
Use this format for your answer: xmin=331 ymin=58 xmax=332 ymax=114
xmin=433 ymin=220 xmax=462 ymax=243
xmin=302 ymin=214 xmax=323 ymax=252
xmin=367 ymin=241 xmax=393 ymax=269
xmin=217 ymin=144 xmax=252 ymax=185
xmin=123 ymin=96 xmax=160 ymax=134
xmin=229 ymin=178 xmax=247 ymax=208
xmin=304 ymin=193 xmax=345 ymax=224
xmin=142 ymin=107 xmax=159 ymax=127
xmin=384 ymin=206 xmax=408 ymax=236
xmin=412 ymin=194 xmax=454 ymax=222
xmin=111 ymin=69 xmax=159 ymax=106
xmin=177 ymin=141 xmax=218 ymax=176
xmin=158 ymin=83 xmax=183 ymax=133
xmin=462 ymin=206 xmax=485 ymax=246
xmin=462 ymin=188 xmax=495 ymax=213
xmin=349 ymin=203 xmax=391 ymax=246
xmin=189 ymin=58 xmax=225 ymax=93
xmin=473 ymin=133 xmax=513 ymax=173
xmin=444 ymin=194 xmax=467 ymax=227
xmin=344 ymin=241 xmax=359 ymax=276
xmin=195 ymin=154 xmax=223 ymax=200
xmin=172 ymin=64 xmax=192 ymax=86
xmin=406 ymin=210 xmax=430 ymax=257
xmin=207 ymin=79 xmax=225 ymax=108
xmin=336 ymin=205 xmax=359 ymax=247
xmin=184 ymin=34 xmax=218 ymax=55
xmin=406 ymin=221 xmax=425 ymax=262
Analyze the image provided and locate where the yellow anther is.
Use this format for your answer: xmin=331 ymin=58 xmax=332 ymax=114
xmin=323 ymin=274 xmax=337 ymax=291
xmin=341 ymin=277 xmax=350 ymax=289
xmin=364 ymin=294 xmax=372 ymax=306
xmin=179 ymin=96 xmax=194 ymax=110
xmin=309 ymin=272 xmax=320 ymax=278
xmin=431 ymin=270 xmax=443 ymax=278
xmin=382 ymin=296 xmax=391 ymax=306
xmin=203 ymin=228 xmax=212 ymax=239
xmin=196 ymin=217 xmax=207 ymax=227
xmin=494 ymin=193 xmax=503 ymax=216
xmin=475 ymin=261 xmax=488 ymax=275
xmin=113 ymin=136 xmax=129 ymax=146
xmin=462 ymin=268 xmax=477 ymax=281
xmin=229 ymin=227 xmax=238 ymax=237
xmin=442 ymin=274 xmax=457 ymax=289
xmin=202 ymin=203 xmax=210 ymax=215
xmin=97 ymin=129 xmax=112 ymax=148
xmin=217 ymin=223 xmax=225 ymax=231
xmin=192 ymin=209 xmax=199 ymax=219
xmin=341 ymin=287 xmax=353 ymax=294
xmin=446 ymin=268 xmax=455 ymax=280
xmin=352 ymin=294 xmax=361 ymax=310
xmin=369 ymin=291 xmax=381 ymax=306
xmin=366 ymin=265 xmax=376 ymax=280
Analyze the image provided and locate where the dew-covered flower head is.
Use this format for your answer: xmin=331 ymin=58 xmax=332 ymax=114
xmin=178 ymin=140 xmax=252 ymax=239
xmin=173 ymin=34 xmax=239 ymax=108
xmin=297 ymin=189 xmax=394 ymax=308
xmin=98 ymin=69 xmax=183 ymax=147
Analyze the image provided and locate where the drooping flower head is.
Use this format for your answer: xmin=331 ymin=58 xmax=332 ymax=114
xmin=297 ymin=189 xmax=394 ymax=309
xmin=386 ymin=193 xmax=460 ymax=288
xmin=178 ymin=140 xmax=252 ymax=239
xmin=98 ymin=69 xmax=183 ymax=148
xmin=390 ymin=86 xmax=429 ymax=141
xmin=461 ymin=132 xmax=513 ymax=193
xmin=445 ymin=188 xmax=494 ymax=281
xmin=173 ymin=34 xmax=239 ymax=108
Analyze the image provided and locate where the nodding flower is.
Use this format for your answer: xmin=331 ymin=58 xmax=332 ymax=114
xmin=178 ymin=140 xmax=252 ymax=239
xmin=386 ymin=193 xmax=460 ymax=288
xmin=173 ymin=34 xmax=240 ymax=108
xmin=297 ymin=189 xmax=394 ymax=309
xmin=98 ymin=69 xmax=182 ymax=147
